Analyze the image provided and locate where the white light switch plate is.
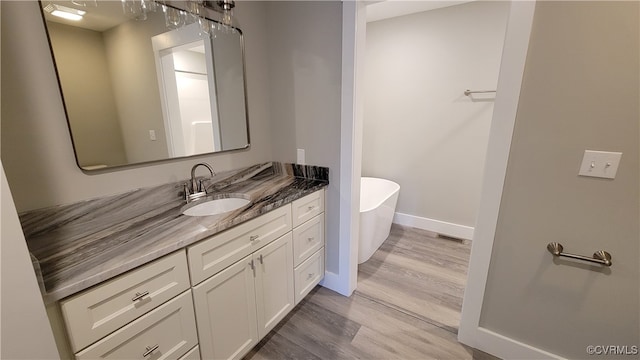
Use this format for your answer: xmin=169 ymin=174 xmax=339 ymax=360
xmin=578 ymin=150 xmax=622 ymax=179
xmin=297 ymin=149 xmax=305 ymax=165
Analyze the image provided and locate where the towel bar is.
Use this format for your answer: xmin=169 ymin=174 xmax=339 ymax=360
xmin=464 ymin=89 xmax=496 ymax=96
xmin=547 ymin=242 xmax=612 ymax=266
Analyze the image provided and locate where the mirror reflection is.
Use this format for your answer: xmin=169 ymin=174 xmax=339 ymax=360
xmin=41 ymin=1 xmax=250 ymax=170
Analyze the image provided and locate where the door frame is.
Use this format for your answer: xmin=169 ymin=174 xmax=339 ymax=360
xmin=456 ymin=2 xmax=565 ymax=359
xmin=339 ymin=0 xmax=560 ymax=358
xmin=152 ymin=23 xmax=221 ymax=157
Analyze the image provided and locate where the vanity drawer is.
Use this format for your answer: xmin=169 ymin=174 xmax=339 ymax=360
xmin=178 ymin=345 xmax=200 ymax=360
xmin=292 ymin=190 xmax=324 ymax=228
xmin=61 ymin=251 xmax=190 ymax=352
xmin=76 ymin=290 xmax=197 ymax=359
xmin=292 ymin=214 xmax=324 ymax=267
xmin=188 ymin=205 xmax=292 ymax=285
xmin=294 ymin=247 xmax=324 ymax=305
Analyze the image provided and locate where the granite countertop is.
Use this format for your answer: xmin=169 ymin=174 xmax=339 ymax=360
xmin=20 ymin=162 xmax=329 ymax=303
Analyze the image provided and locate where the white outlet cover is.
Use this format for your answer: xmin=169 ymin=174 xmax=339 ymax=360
xmin=578 ymin=150 xmax=622 ymax=179
xmin=297 ymin=149 xmax=305 ymax=165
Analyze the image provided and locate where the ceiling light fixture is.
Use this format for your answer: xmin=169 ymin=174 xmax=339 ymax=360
xmin=44 ymin=3 xmax=87 ymax=21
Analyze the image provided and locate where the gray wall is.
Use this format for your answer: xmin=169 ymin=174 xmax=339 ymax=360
xmin=363 ymin=2 xmax=509 ymax=228
xmin=46 ymin=22 xmax=127 ymax=168
xmin=266 ymin=1 xmax=343 ymax=274
xmin=213 ymin=29 xmax=249 ymax=150
xmin=479 ymin=2 xmax=639 ymax=357
xmin=1 ymin=1 xmax=273 ymax=212
xmin=103 ymin=12 xmax=170 ymax=163
xmin=1 ymin=6 xmax=59 ymax=353
xmin=1 ymin=164 xmax=59 ymax=359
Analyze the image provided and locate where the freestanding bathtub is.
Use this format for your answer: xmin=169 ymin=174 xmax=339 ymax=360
xmin=358 ymin=177 xmax=400 ymax=264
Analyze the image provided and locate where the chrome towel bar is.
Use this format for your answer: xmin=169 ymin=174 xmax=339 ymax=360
xmin=547 ymin=242 xmax=612 ymax=267
xmin=464 ymin=89 xmax=496 ymax=96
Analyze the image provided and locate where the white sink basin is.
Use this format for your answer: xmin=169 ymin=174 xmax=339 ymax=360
xmin=182 ymin=197 xmax=250 ymax=217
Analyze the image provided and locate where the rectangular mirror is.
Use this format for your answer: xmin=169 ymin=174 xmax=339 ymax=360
xmin=40 ymin=1 xmax=250 ymax=171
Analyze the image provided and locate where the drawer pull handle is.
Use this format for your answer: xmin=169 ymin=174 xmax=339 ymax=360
xmin=249 ymin=259 xmax=255 ymax=271
xmin=143 ymin=344 xmax=159 ymax=357
xmin=307 ymin=273 xmax=314 ymax=280
xmin=132 ymin=291 xmax=150 ymax=302
xmin=258 ymin=254 xmax=264 ymax=264
xmin=307 ymin=206 xmax=315 ymax=211
xmin=250 ymin=235 xmax=259 ymax=241
xmin=307 ymin=237 xmax=314 ymax=242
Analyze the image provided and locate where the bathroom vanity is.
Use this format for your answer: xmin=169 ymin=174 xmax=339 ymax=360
xmin=20 ymin=162 xmax=328 ymax=360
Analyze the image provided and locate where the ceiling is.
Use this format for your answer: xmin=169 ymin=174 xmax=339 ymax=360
xmin=366 ymin=0 xmax=476 ymax=23
xmin=43 ymin=1 xmax=139 ymax=32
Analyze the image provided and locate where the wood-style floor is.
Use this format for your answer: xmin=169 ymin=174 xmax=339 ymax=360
xmin=245 ymin=224 xmax=498 ymax=360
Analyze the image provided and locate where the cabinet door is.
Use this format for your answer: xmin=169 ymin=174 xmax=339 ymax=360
xmin=193 ymin=255 xmax=258 ymax=360
xmin=254 ymin=233 xmax=295 ymax=339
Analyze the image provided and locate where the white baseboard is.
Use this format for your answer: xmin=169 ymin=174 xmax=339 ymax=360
xmin=393 ymin=212 xmax=474 ymax=240
xmin=319 ymin=271 xmax=354 ymax=297
xmin=459 ymin=326 xmax=563 ymax=360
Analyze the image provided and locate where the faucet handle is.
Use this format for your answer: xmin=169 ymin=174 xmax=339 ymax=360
xmin=183 ymin=183 xmax=191 ymax=200
xmin=197 ymin=179 xmax=207 ymax=193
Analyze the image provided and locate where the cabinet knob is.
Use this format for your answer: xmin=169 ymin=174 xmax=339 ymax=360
xmin=142 ymin=344 xmax=159 ymax=357
xmin=131 ymin=291 xmax=150 ymax=302
xmin=307 ymin=273 xmax=314 ymax=280
xmin=307 ymin=206 xmax=315 ymax=211
xmin=307 ymin=237 xmax=314 ymax=242
xmin=249 ymin=235 xmax=259 ymax=241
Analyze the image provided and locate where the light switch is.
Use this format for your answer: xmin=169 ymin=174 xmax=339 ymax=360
xmin=578 ymin=150 xmax=622 ymax=179
xmin=149 ymin=130 xmax=157 ymax=141
xmin=297 ymin=149 xmax=305 ymax=165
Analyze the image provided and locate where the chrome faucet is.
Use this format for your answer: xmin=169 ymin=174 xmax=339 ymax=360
xmin=185 ymin=162 xmax=216 ymax=203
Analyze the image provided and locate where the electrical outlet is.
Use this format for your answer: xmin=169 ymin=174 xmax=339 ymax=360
xmin=297 ymin=149 xmax=305 ymax=165
xmin=578 ymin=150 xmax=622 ymax=179
xmin=149 ymin=130 xmax=156 ymax=141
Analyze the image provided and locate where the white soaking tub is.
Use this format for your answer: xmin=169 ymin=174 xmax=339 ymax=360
xmin=358 ymin=177 xmax=400 ymax=264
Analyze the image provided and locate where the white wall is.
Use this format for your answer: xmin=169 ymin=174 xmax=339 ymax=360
xmin=479 ymin=2 xmax=639 ymax=358
xmin=1 ymin=1 xmax=273 ymax=212
xmin=362 ymin=1 xmax=509 ymax=233
xmin=265 ymin=1 xmax=344 ymax=276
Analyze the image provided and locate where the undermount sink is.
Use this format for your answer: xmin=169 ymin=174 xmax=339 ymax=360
xmin=182 ymin=197 xmax=250 ymax=217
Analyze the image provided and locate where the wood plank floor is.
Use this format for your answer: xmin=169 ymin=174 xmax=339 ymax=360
xmin=245 ymin=224 xmax=498 ymax=360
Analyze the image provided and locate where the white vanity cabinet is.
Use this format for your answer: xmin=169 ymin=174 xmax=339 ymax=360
xmin=51 ymin=189 xmax=325 ymax=360
xmin=192 ymin=233 xmax=294 ymax=360
xmin=291 ymin=192 xmax=325 ymax=305
xmin=190 ymin=189 xmax=324 ymax=360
